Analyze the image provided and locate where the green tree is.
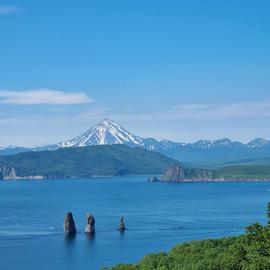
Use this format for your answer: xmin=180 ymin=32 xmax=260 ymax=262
xmin=105 ymin=203 xmax=270 ymax=270
xmin=267 ymin=201 xmax=270 ymax=225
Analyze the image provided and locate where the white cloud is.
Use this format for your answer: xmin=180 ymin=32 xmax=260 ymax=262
xmin=0 ymin=89 xmax=93 ymax=105
xmin=164 ymin=101 xmax=270 ymax=120
xmin=108 ymin=100 xmax=270 ymax=122
xmin=0 ymin=99 xmax=269 ymax=146
xmin=0 ymin=116 xmax=41 ymax=126
xmin=0 ymin=5 xmax=21 ymax=14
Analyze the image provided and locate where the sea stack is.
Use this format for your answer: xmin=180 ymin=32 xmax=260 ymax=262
xmin=64 ymin=212 xmax=76 ymax=235
xmin=162 ymin=164 xmax=186 ymax=182
xmin=148 ymin=176 xmax=160 ymax=182
xmin=85 ymin=213 xmax=95 ymax=234
xmin=119 ymin=216 xmax=126 ymax=232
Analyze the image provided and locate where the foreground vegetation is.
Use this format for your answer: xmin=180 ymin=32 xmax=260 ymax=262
xmin=105 ymin=203 xmax=270 ymax=270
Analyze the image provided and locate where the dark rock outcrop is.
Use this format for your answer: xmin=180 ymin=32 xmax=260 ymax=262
xmin=161 ymin=164 xmax=215 ymax=182
xmin=85 ymin=213 xmax=95 ymax=234
xmin=162 ymin=164 xmax=186 ymax=182
xmin=119 ymin=216 xmax=126 ymax=232
xmin=148 ymin=176 xmax=160 ymax=182
xmin=64 ymin=212 xmax=76 ymax=235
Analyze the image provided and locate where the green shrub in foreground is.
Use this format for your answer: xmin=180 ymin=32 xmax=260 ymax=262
xmin=104 ymin=203 xmax=270 ymax=270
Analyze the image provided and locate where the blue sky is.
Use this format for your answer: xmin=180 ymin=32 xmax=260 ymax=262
xmin=0 ymin=0 xmax=270 ymax=146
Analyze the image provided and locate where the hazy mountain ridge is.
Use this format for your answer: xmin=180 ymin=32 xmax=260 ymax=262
xmin=1 ymin=119 xmax=269 ymax=166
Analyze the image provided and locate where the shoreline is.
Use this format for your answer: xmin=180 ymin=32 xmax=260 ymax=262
xmin=1 ymin=175 xmax=270 ymax=182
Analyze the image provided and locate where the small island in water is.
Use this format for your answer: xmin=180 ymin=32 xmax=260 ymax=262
xmin=149 ymin=164 xmax=270 ymax=182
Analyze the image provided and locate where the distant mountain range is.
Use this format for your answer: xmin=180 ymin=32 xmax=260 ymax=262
xmin=1 ymin=119 xmax=270 ymax=167
xmin=1 ymin=144 xmax=269 ymax=181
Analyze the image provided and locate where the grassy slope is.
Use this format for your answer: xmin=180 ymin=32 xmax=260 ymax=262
xmin=220 ymin=157 xmax=270 ymax=167
xmin=183 ymin=157 xmax=270 ymax=169
xmin=214 ymin=165 xmax=270 ymax=180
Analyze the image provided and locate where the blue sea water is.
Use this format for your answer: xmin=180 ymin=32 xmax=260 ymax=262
xmin=0 ymin=177 xmax=270 ymax=270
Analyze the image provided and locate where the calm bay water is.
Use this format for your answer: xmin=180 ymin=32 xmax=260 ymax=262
xmin=0 ymin=177 xmax=270 ymax=269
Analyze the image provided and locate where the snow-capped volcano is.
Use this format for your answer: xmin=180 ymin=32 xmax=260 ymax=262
xmin=1 ymin=119 xmax=270 ymax=167
xmin=58 ymin=119 xmax=143 ymax=147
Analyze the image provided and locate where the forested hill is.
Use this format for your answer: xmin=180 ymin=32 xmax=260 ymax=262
xmin=0 ymin=145 xmax=179 ymax=179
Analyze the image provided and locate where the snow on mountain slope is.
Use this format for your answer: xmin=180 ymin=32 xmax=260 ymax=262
xmin=247 ymin=138 xmax=270 ymax=148
xmin=191 ymin=138 xmax=245 ymax=149
xmin=139 ymin=138 xmax=185 ymax=151
xmin=58 ymin=119 xmax=143 ymax=147
xmin=58 ymin=119 xmax=188 ymax=150
xmin=0 ymin=145 xmax=31 ymax=155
